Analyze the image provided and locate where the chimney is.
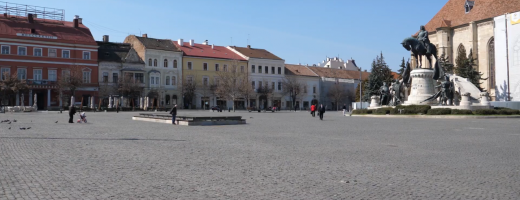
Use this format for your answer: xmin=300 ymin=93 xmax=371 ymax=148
xmin=142 ymin=34 xmax=148 ymax=38
xmin=211 ymin=44 xmax=214 ymax=49
xmin=74 ymin=15 xmax=79 ymax=19
xmin=78 ymin=18 xmax=82 ymax=24
xmin=30 ymin=28 xmax=36 ymax=34
xmin=247 ymin=45 xmax=251 ymax=48
xmin=103 ymin=35 xmax=109 ymax=43
xmin=3 ymin=13 xmax=7 ymax=18
xmin=189 ymin=39 xmax=194 ymax=46
xmin=178 ymin=39 xmax=184 ymax=46
xmin=73 ymin=19 xmax=79 ymax=28
xmin=203 ymin=40 xmax=208 ymax=45
xmin=28 ymin=13 xmax=34 ymax=23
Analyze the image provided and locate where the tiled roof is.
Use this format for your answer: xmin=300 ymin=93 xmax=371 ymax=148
xmin=174 ymin=42 xmax=246 ymax=60
xmin=420 ymin=0 xmax=520 ymax=33
xmin=284 ymin=64 xmax=318 ymax=77
xmin=230 ymin=46 xmax=283 ymax=60
xmin=391 ymin=72 xmax=400 ymax=79
xmin=135 ymin=36 xmax=181 ymax=52
xmin=0 ymin=15 xmax=95 ymax=44
xmin=97 ymin=41 xmax=142 ymax=63
xmin=308 ymin=66 xmax=370 ymax=80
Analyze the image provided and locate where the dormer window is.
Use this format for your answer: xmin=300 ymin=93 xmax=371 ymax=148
xmin=465 ymin=0 xmax=474 ymax=13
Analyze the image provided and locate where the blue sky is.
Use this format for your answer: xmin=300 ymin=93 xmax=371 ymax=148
xmin=19 ymin=0 xmax=446 ymax=71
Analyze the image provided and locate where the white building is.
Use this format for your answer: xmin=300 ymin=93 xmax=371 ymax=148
xmin=97 ymin=35 xmax=145 ymax=107
xmin=315 ymin=57 xmax=360 ymax=71
xmin=284 ymin=64 xmax=320 ymax=110
xmin=228 ymin=45 xmax=285 ymax=109
xmin=124 ymin=34 xmax=183 ymax=108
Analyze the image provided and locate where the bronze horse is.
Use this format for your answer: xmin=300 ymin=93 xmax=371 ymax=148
xmin=401 ymin=37 xmax=442 ymax=80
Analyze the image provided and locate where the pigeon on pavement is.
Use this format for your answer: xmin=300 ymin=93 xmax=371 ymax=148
xmin=13 ymin=120 xmax=17 ymax=122
xmin=55 ymin=121 xmax=58 ymax=123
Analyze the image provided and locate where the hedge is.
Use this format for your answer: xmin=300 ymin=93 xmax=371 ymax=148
xmin=374 ymin=107 xmax=397 ymax=115
xmin=473 ymin=109 xmax=497 ymax=115
xmin=395 ymin=105 xmax=431 ymax=114
xmin=427 ymin=108 xmax=452 ymax=115
xmin=352 ymin=109 xmax=373 ymax=114
xmin=451 ymin=109 xmax=473 ymax=115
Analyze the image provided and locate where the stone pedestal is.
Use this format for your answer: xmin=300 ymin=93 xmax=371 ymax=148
xmin=459 ymin=92 xmax=472 ymax=110
xmin=480 ymin=92 xmax=491 ymax=106
xmin=404 ymin=69 xmax=437 ymax=105
xmin=370 ymin=95 xmax=380 ymax=108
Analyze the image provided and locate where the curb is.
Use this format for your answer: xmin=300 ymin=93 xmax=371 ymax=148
xmin=351 ymin=115 xmax=520 ymax=119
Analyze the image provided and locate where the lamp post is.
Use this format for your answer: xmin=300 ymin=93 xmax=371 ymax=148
xmin=359 ymin=67 xmax=363 ymax=109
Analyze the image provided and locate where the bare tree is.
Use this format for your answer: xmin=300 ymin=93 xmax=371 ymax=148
xmin=117 ymin=74 xmax=143 ymax=110
xmin=57 ymin=65 xmax=84 ymax=97
xmin=240 ymin=80 xmax=255 ymax=110
xmin=256 ymin=79 xmax=273 ymax=110
xmin=0 ymin=72 xmax=29 ymax=106
xmin=181 ymin=74 xmax=197 ymax=109
xmin=215 ymin=61 xmax=248 ymax=112
xmin=282 ymin=76 xmax=303 ymax=111
xmin=328 ymin=83 xmax=348 ymax=111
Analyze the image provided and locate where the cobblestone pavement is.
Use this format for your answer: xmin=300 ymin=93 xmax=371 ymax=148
xmin=0 ymin=110 xmax=519 ymax=199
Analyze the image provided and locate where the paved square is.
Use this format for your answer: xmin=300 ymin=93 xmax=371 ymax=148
xmin=1 ymin=110 xmax=519 ymax=199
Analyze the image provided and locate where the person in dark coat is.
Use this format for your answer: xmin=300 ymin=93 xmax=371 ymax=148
xmin=68 ymin=106 xmax=76 ymax=123
xmin=318 ymin=104 xmax=326 ymax=120
xmin=169 ymin=104 xmax=177 ymax=125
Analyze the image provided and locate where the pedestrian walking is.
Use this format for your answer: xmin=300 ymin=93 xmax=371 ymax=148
xmin=68 ymin=106 xmax=76 ymax=123
xmin=342 ymin=104 xmax=347 ymax=116
xmin=310 ymin=104 xmax=316 ymax=117
xmin=318 ymin=104 xmax=326 ymax=120
xmin=169 ymin=104 xmax=177 ymax=125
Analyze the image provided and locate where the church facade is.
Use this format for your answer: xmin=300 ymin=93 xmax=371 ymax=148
xmin=414 ymin=0 xmax=520 ymax=100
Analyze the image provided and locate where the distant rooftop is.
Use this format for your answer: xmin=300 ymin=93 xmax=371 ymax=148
xmin=0 ymin=1 xmax=65 ymax=21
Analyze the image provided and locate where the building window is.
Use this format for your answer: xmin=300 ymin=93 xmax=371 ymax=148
xmin=166 ymin=76 xmax=170 ymax=85
xmin=173 ymin=60 xmax=178 ymax=68
xmin=240 ymin=66 xmax=245 ymax=73
xmin=48 ymin=49 xmax=57 ymax=57
xmin=156 ymin=77 xmax=160 ymax=85
xmin=1 ymin=45 xmax=10 ymax=54
xmin=258 ymin=81 xmax=262 ymax=89
xmin=259 ymin=66 xmax=262 ymax=73
xmin=33 ymin=69 xmax=42 ymax=80
xmin=215 ymin=64 xmax=219 ymax=71
xmin=82 ymin=51 xmax=90 ymax=60
xmin=187 ymin=76 xmax=193 ymax=83
xmin=223 ymin=64 xmax=228 ymax=72
xmin=265 ymin=66 xmax=268 ymax=74
xmin=33 ymin=48 xmax=42 ymax=56
xmin=214 ymin=77 xmax=220 ymax=85
xmin=252 ymin=65 xmax=255 ymax=73
xmin=172 ymin=76 xmax=176 ymax=85
xmin=252 ymin=81 xmax=255 ymax=89
xmin=278 ymin=82 xmax=282 ymax=91
xmin=82 ymin=70 xmax=91 ymax=83
xmin=203 ymin=77 xmax=208 ymax=86
xmin=62 ymin=70 xmax=70 ymax=81
xmin=188 ymin=62 xmax=192 ymax=70
xmin=165 ymin=95 xmax=170 ymax=105
xmin=1 ymin=68 xmax=10 ymax=80
xmin=62 ymin=50 xmax=70 ymax=58
xmin=48 ymin=70 xmax=57 ymax=81
xmin=17 ymin=68 xmax=26 ymax=80
xmin=135 ymin=73 xmax=143 ymax=83
xmin=272 ymin=82 xmax=275 ymax=90
xmin=313 ymin=86 xmax=316 ymax=94
xmin=148 ymin=59 xmax=152 ymax=66
xmin=18 ymin=47 xmax=27 ymax=56
xmin=153 ymin=59 xmax=158 ymax=67
xmin=278 ymin=67 xmax=281 ymax=74
xmin=271 ymin=67 xmax=275 ymax=74
xmin=488 ymin=37 xmax=495 ymax=90
xmin=304 ymin=85 xmax=307 ymax=93
xmin=102 ymin=72 xmax=109 ymax=83
xmin=164 ymin=59 xmax=168 ymax=67
xmin=113 ymin=73 xmax=118 ymax=83
xmin=203 ymin=63 xmax=208 ymax=71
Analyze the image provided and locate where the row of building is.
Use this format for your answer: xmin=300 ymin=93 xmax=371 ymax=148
xmin=0 ymin=5 xmax=369 ymax=110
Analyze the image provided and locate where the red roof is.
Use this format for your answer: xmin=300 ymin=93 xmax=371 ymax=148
xmin=0 ymin=15 xmax=96 ymax=45
xmin=174 ymin=42 xmax=246 ymax=61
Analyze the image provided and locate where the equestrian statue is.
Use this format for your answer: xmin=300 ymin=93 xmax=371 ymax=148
xmin=401 ymin=25 xmax=443 ymax=80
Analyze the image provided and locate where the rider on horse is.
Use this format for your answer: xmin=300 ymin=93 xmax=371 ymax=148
xmin=418 ymin=25 xmax=432 ymax=55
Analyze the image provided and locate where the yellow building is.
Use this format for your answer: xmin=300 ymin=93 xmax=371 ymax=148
xmin=174 ymin=39 xmax=248 ymax=109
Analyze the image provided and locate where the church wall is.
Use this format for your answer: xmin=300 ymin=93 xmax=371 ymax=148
xmin=476 ymin=20 xmax=495 ymax=96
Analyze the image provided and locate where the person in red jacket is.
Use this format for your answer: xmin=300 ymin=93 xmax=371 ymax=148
xmin=310 ymin=104 xmax=316 ymax=117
